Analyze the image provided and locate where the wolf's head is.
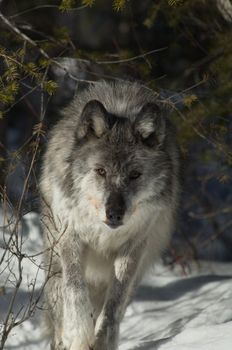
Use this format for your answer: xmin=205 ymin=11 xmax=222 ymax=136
xmin=68 ymin=94 xmax=176 ymax=230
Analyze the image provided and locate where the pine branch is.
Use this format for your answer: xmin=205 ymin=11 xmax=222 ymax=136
xmin=0 ymin=12 xmax=96 ymax=85
xmin=0 ymin=10 xmax=49 ymax=59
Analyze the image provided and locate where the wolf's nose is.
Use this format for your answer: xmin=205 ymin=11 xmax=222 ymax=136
xmin=105 ymin=208 xmax=123 ymax=228
xmin=105 ymin=192 xmax=125 ymax=229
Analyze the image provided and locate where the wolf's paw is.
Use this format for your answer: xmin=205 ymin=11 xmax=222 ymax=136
xmin=50 ymin=339 xmax=67 ymax=350
xmin=70 ymin=336 xmax=94 ymax=350
xmin=62 ymin=307 xmax=95 ymax=350
xmin=62 ymin=326 xmax=95 ymax=350
xmin=62 ymin=320 xmax=95 ymax=350
xmin=62 ymin=331 xmax=95 ymax=350
xmin=93 ymin=335 xmax=107 ymax=350
xmin=94 ymin=325 xmax=118 ymax=350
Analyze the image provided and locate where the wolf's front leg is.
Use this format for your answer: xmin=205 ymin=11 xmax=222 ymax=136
xmin=61 ymin=237 xmax=95 ymax=350
xmin=94 ymin=240 xmax=146 ymax=350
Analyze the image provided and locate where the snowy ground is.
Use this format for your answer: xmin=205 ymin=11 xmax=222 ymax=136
xmin=1 ymin=210 xmax=232 ymax=350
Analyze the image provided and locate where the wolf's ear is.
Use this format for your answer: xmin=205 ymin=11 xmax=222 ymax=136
xmin=76 ymin=100 xmax=109 ymax=139
xmin=134 ymin=103 xmax=166 ymax=147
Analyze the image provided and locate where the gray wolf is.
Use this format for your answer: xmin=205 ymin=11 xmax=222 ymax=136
xmin=40 ymin=80 xmax=180 ymax=350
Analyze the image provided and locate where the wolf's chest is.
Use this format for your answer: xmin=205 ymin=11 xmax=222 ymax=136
xmin=83 ymin=247 xmax=114 ymax=286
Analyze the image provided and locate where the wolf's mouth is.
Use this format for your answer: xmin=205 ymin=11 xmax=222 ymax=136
xmin=104 ymin=220 xmax=123 ymax=229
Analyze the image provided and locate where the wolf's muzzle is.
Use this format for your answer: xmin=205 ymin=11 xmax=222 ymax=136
xmin=105 ymin=192 xmax=125 ymax=229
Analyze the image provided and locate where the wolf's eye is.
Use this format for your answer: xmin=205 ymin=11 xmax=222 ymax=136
xmin=129 ymin=171 xmax=142 ymax=180
xmin=95 ymin=168 xmax=106 ymax=177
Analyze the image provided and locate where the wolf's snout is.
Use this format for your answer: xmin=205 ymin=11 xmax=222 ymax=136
xmin=105 ymin=193 xmax=125 ymax=229
xmin=106 ymin=207 xmax=124 ymax=227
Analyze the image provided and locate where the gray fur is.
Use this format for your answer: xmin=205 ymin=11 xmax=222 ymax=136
xmin=40 ymin=81 xmax=180 ymax=350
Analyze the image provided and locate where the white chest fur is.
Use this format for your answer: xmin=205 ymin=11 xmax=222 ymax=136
xmin=82 ymin=246 xmax=114 ymax=286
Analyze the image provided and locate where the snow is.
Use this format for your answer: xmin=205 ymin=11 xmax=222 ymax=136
xmin=1 ymin=210 xmax=232 ymax=350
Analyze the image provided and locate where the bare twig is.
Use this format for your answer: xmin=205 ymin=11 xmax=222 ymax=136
xmin=189 ymin=207 xmax=232 ymax=220
xmin=9 ymin=4 xmax=88 ymax=19
xmin=96 ymin=47 xmax=168 ymax=64
xmin=0 ymin=11 xmax=49 ymax=59
xmin=201 ymin=219 xmax=232 ymax=249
